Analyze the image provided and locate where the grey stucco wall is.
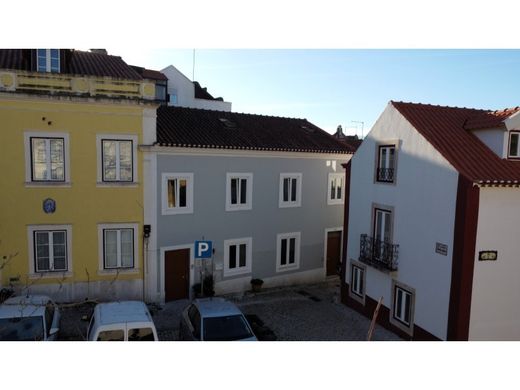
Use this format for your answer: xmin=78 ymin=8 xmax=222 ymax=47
xmin=156 ymin=153 xmax=347 ymax=287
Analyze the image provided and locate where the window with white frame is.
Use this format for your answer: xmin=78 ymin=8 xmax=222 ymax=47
xmin=376 ymin=145 xmax=396 ymax=183
xmin=30 ymin=137 xmax=65 ymax=181
xmin=276 ymin=232 xmax=301 ymax=272
xmin=226 ymin=173 xmax=253 ymax=211
xmin=327 ymin=173 xmax=344 ymax=205
xmin=98 ymin=224 xmax=137 ymax=271
xmin=161 ymin=173 xmax=194 ymax=215
xmin=390 ymin=281 xmax=415 ymax=333
xmin=508 ymin=132 xmax=520 ymax=158
xmin=37 ymin=49 xmax=60 ymax=73
xmin=279 ymin=173 xmax=302 ymax=208
xmin=97 ymin=135 xmax=137 ymax=184
xmin=28 ymin=225 xmax=72 ymax=275
xmin=350 ymin=263 xmax=365 ymax=298
xmin=223 ymin=237 xmax=252 ymax=277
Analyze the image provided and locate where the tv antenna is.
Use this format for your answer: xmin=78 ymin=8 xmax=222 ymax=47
xmin=351 ymin=121 xmax=365 ymax=138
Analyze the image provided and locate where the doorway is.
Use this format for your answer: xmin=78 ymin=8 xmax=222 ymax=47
xmin=164 ymin=248 xmax=190 ymax=301
xmin=326 ymin=230 xmax=342 ymax=276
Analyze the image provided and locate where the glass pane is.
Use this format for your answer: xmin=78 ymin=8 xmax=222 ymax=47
xmin=128 ymin=328 xmax=155 ymax=341
xmin=37 ymin=49 xmax=46 ymax=57
xmin=53 ymin=231 xmax=66 ymax=246
xmin=283 ymin=178 xmax=289 ymax=202
xmin=404 ymin=292 xmax=411 ymax=324
xmin=510 ymin=134 xmax=519 ymax=156
xmin=104 ymin=230 xmax=118 ymax=268
xmin=396 ymin=289 xmax=403 ymax=319
xmin=36 ymin=231 xmax=49 ymax=246
xmin=119 ymin=141 xmax=132 ymax=181
xmin=168 ymin=179 xmax=177 ymax=208
xmin=102 ymin=141 xmax=116 ymax=180
xmin=37 ymin=56 xmax=47 ymax=71
xmin=330 ymin=178 xmax=336 ymax=200
xmin=97 ymin=330 xmax=124 ymax=341
xmin=239 ymin=244 xmax=246 ymax=267
xmin=203 ymin=315 xmax=254 ymax=341
xmin=50 ymin=162 xmax=64 ymax=180
xmin=280 ymin=239 xmax=287 ymax=265
xmin=359 ymin=269 xmax=364 ymax=294
xmin=289 ymin=238 xmax=296 ymax=264
xmin=155 ymin=85 xmax=166 ymax=100
xmin=179 ymin=179 xmax=187 ymax=208
xmin=240 ymin=179 xmax=247 ymax=204
xmin=32 ymin=138 xmax=48 ymax=180
xmin=50 ymin=49 xmax=59 ymax=59
xmin=229 ymin=245 xmax=236 ymax=269
xmin=37 ymin=257 xmax=50 ymax=272
xmin=0 ymin=317 xmax=45 ymax=341
xmin=120 ymin=230 xmax=133 ymax=267
xmin=384 ymin=212 xmax=391 ymax=242
xmin=291 ymin=178 xmax=297 ymax=202
xmin=50 ymin=58 xmax=59 ymax=72
xmin=49 ymin=139 xmax=63 ymax=163
xmin=389 ymin=147 xmax=395 ymax=169
xmin=375 ymin=211 xmax=383 ymax=241
xmin=230 ymin=178 xmax=238 ymax=204
xmin=380 ymin=148 xmax=387 ymax=169
xmin=53 ymin=256 xmax=66 ymax=271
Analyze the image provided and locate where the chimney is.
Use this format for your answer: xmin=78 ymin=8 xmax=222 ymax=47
xmin=335 ymin=125 xmax=344 ymax=137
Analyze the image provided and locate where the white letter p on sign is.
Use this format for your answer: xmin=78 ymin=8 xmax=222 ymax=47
xmin=198 ymin=242 xmax=209 ymax=257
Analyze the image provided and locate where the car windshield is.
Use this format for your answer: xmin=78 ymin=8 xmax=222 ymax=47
xmin=0 ymin=316 xmax=45 ymax=341
xmin=203 ymin=315 xmax=254 ymax=341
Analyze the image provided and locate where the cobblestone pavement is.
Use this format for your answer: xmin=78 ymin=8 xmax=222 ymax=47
xmin=58 ymin=279 xmax=402 ymax=341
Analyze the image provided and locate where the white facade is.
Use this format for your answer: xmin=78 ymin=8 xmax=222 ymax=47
xmin=161 ymin=65 xmax=232 ymax=111
xmin=346 ymin=103 xmax=459 ymax=339
xmin=469 ymin=187 xmax=520 ymax=340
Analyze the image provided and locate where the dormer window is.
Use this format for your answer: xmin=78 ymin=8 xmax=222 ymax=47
xmin=508 ymin=132 xmax=520 ymax=158
xmin=37 ymin=49 xmax=60 ymax=73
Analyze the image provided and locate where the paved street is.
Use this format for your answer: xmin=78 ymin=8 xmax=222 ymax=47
xmin=58 ymin=278 xmax=401 ymax=341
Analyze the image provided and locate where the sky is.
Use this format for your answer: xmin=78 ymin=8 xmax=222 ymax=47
xmin=105 ymin=49 xmax=520 ymax=136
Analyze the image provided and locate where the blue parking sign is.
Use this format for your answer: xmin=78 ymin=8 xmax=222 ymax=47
xmin=195 ymin=241 xmax=212 ymax=258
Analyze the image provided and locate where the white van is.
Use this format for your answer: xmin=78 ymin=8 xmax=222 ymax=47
xmin=87 ymin=301 xmax=158 ymax=341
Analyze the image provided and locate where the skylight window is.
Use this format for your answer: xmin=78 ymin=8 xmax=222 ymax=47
xmin=219 ymin=118 xmax=236 ymax=128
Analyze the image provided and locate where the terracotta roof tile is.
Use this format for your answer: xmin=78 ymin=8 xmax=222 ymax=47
xmin=156 ymin=106 xmax=353 ymax=154
xmin=392 ymin=101 xmax=520 ymax=184
xmin=464 ymin=107 xmax=520 ymax=130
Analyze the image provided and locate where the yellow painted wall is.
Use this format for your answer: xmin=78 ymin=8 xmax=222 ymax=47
xmin=0 ymin=96 xmax=145 ymax=290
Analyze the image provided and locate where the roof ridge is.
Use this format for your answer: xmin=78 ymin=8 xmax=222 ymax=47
xmin=391 ymin=100 xmax=488 ymax=112
xmin=161 ymin=105 xmax=308 ymax=121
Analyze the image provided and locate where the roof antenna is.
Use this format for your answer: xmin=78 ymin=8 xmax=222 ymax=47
xmin=192 ymin=49 xmax=196 ymax=81
xmin=351 ymin=121 xmax=365 ymax=139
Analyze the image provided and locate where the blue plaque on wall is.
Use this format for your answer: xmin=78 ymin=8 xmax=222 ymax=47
xmin=43 ymin=198 xmax=56 ymax=214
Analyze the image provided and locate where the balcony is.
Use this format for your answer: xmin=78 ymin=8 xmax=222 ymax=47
xmin=359 ymin=234 xmax=399 ymax=271
xmin=376 ymin=168 xmax=394 ymax=183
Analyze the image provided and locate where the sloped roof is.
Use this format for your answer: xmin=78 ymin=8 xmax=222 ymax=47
xmin=0 ymin=49 xmax=142 ymax=80
xmin=130 ymin=65 xmax=168 ymax=81
xmin=392 ymin=101 xmax=520 ymax=185
xmin=156 ymin=106 xmax=354 ymax=154
xmin=464 ymin=107 xmax=520 ymax=130
xmin=193 ymin=81 xmax=223 ymax=101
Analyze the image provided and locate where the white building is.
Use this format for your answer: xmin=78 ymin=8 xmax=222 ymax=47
xmin=160 ymin=65 xmax=232 ymax=111
xmin=342 ymin=100 xmax=520 ymax=340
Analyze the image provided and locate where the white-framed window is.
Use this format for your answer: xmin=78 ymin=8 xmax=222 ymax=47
xmin=276 ymin=232 xmax=301 ymax=272
xmin=223 ymin=237 xmax=252 ymax=277
xmin=37 ymin=49 xmax=60 ymax=73
xmin=390 ymin=280 xmax=415 ymax=334
xmin=161 ymin=173 xmax=194 ymax=215
xmin=27 ymin=225 xmax=72 ymax=276
xmin=169 ymin=89 xmax=178 ymax=105
xmin=98 ymin=223 xmax=138 ymax=272
xmin=376 ymin=144 xmax=396 ymax=183
xmin=327 ymin=173 xmax=344 ymax=205
xmin=155 ymin=81 xmax=167 ymax=101
xmin=24 ymin=132 xmax=70 ymax=184
xmin=96 ymin=135 xmax=138 ymax=185
xmin=226 ymin=173 xmax=253 ymax=211
xmin=279 ymin=173 xmax=302 ymax=208
xmin=508 ymin=132 xmax=520 ymax=158
xmin=350 ymin=262 xmax=365 ymax=299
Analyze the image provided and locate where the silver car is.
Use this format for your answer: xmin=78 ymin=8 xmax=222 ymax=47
xmin=0 ymin=295 xmax=60 ymax=341
xmin=180 ymin=298 xmax=257 ymax=341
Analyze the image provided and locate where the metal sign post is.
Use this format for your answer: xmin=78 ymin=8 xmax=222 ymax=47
xmin=195 ymin=240 xmax=213 ymax=296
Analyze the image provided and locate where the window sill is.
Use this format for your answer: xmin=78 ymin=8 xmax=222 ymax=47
xmin=327 ymin=200 xmax=344 ymax=206
xmin=223 ymin=268 xmax=251 ymax=278
xmin=348 ymin=289 xmax=366 ymax=305
xmin=97 ymin=268 xmax=140 ymax=276
xmin=279 ymin=203 xmax=301 ymax=209
xmin=96 ymin=182 xmax=139 ymax=188
xmin=25 ymin=182 xmax=71 ymax=188
xmin=374 ymin=180 xmax=396 ymax=186
xmin=162 ymin=208 xmax=194 ymax=216
xmin=29 ymin=271 xmax=73 ymax=280
xmin=276 ymin=264 xmax=300 ymax=273
xmin=225 ymin=205 xmax=252 ymax=212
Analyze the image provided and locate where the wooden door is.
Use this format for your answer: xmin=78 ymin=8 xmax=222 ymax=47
xmin=326 ymin=231 xmax=342 ymax=276
xmin=165 ymin=249 xmax=190 ymax=301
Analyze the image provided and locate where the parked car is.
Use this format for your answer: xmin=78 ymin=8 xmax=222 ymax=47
xmin=0 ymin=295 xmax=60 ymax=341
xmin=87 ymin=301 xmax=158 ymax=341
xmin=180 ymin=298 xmax=257 ymax=341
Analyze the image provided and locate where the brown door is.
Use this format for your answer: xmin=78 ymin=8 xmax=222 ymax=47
xmin=326 ymin=231 xmax=342 ymax=276
xmin=165 ymin=249 xmax=190 ymax=301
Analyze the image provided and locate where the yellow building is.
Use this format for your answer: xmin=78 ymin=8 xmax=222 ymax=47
xmin=0 ymin=49 xmax=161 ymax=302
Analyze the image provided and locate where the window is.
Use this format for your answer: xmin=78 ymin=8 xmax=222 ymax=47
xmin=97 ymin=330 xmax=125 ymax=341
xmin=350 ymin=262 xmax=366 ymax=300
xmin=36 ymin=49 xmax=60 ymax=73
xmin=226 ymin=173 xmax=253 ymax=211
xmin=223 ymin=237 xmax=252 ymax=277
xmin=98 ymin=223 xmax=138 ymax=272
xmin=327 ymin=173 xmax=344 ymax=205
xmin=96 ymin=135 xmax=137 ymax=184
xmin=508 ymin=132 xmax=520 ymax=158
xmin=169 ymin=90 xmax=178 ymax=105
xmin=276 ymin=232 xmax=301 ymax=272
xmin=155 ymin=82 xmax=167 ymax=101
xmin=161 ymin=173 xmax=194 ymax=215
xmin=390 ymin=281 xmax=415 ymax=334
xmin=279 ymin=173 xmax=302 ymax=208
xmin=28 ymin=225 xmax=72 ymax=276
xmin=24 ymin=132 xmax=70 ymax=184
xmin=376 ymin=145 xmax=396 ymax=183
xmin=128 ymin=328 xmax=155 ymax=341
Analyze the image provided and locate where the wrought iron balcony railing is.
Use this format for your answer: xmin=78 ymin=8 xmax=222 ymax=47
xmin=359 ymin=234 xmax=399 ymax=271
xmin=376 ymin=167 xmax=394 ymax=182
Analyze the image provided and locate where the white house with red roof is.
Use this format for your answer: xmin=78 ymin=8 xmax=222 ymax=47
xmin=342 ymin=100 xmax=520 ymax=340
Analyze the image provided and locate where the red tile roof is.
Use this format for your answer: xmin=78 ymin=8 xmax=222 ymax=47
xmin=392 ymin=101 xmax=520 ymax=185
xmin=464 ymin=107 xmax=520 ymax=130
xmin=156 ymin=106 xmax=354 ymax=154
xmin=130 ymin=65 xmax=168 ymax=81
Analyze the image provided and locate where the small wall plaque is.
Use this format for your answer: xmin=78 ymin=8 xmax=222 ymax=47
xmin=479 ymin=251 xmax=497 ymax=261
xmin=43 ymin=198 xmax=56 ymax=214
xmin=435 ymin=242 xmax=448 ymax=256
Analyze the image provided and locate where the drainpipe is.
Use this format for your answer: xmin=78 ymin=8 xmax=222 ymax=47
xmin=143 ymin=225 xmax=151 ymax=302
